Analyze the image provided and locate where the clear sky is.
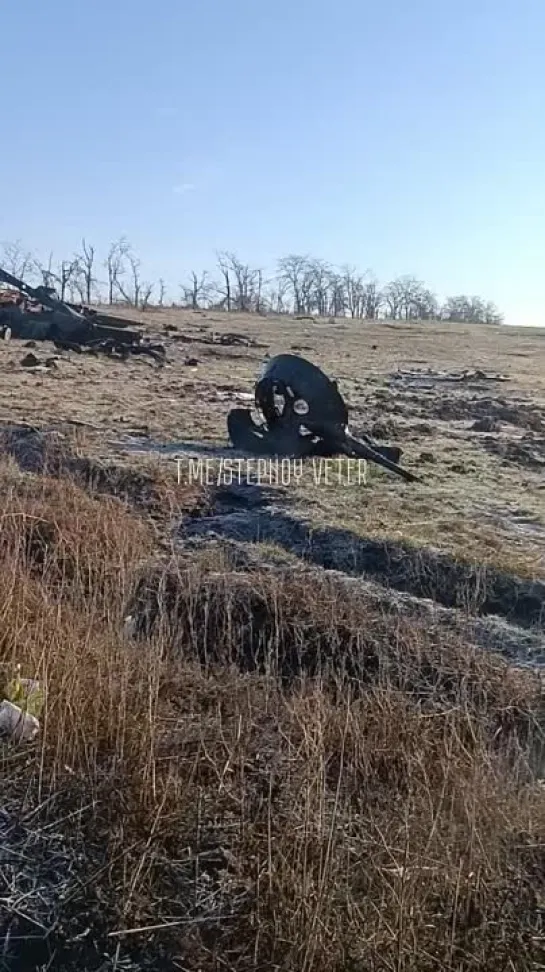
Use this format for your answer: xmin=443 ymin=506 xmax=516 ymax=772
xmin=2 ymin=0 xmax=544 ymax=325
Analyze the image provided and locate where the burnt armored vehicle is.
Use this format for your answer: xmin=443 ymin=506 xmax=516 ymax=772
xmin=228 ymin=353 xmax=418 ymax=482
xmin=0 ymin=267 xmax=164 ymax=358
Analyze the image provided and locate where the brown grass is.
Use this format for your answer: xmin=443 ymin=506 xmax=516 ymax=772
xmin=1 ymin=457 xmax=545 ymax=971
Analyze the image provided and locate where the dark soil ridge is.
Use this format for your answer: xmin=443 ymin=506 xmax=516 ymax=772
xmin=0 ymin=424 xmax=209 ymax=518
xmin=179 ymin=484 xmax=545 ymax=630
xmin=131 ymin=539 xmax=545 ymax=670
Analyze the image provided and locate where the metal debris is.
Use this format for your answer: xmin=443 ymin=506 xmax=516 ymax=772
xmin=391 ymin=368 xmax=511 ymax=386
xmin=227 ymin=353 xmax=418 ymax=482
xmin=0 ymin=267 xmax=166 ymax=360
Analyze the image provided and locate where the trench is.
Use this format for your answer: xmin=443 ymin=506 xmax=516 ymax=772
xmin=179 ymin=482 xmax=545 ymax=631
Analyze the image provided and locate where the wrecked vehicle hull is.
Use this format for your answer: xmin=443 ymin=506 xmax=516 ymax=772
xmin=0 ymin=267 xmax=165 ymax=360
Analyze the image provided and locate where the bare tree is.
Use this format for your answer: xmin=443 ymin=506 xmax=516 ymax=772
xmin=105 ymin=238 xmax=130 ymax=304
xmin=441 ymin=294 xmax=499 ymax=324
xmin=384 ymin=277 xmax=405 ymax=319
xmin=57 ymin=259 xmax=80 ymax=301
xmin=1 ymin=240 xmax=33 ymax=280
xmin=116 ymin=247 xmax=153 ymax=309
xmin=277 ymin=255 xmax=312 ymax=314
xmin=33 ymin=252 xmax=57 ymax=291
xmin=181 ymin=270 xmax=212 ymax=309
xmin=30 ymin=253 xmax=80 ymax=301
xmin=397 ymin=276 xmax=423 ymax=320
xmin=215 ymin=253 xmax=232 ymax=311
xmin=158 ymin=278 xmax=166 ymax=307
xmin=1 ymin=235 xmax=506 ymax=325
xmin=215 ymin=252 xmax=260 ymax=312
xmin=327 ymin=269 xmax=346 ymax=318
xmin=265 ymin=275 xmax=290 ymax=314
xmin=363 ymin=278 xmax=383 ymax=319
xmin=301 ymin=259 xmax=329 ymax=316
xmin=255 ymin=268 xmax=265 ymax=313
xmin=412 ymin=287 xmax=438 ymax=320
xmin=342 ymin=266 xmax=364 ymax=318
xmin=483 ymin=300 xmax=503 ymax=325
xmin=74 ymin=239 xmax=97 ymax=304
xmin=139 ymin=282 xmax=154 ymax=310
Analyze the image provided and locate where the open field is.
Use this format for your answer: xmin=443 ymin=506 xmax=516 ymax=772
xmin=1 ymin=311 xmax=545 ymax=970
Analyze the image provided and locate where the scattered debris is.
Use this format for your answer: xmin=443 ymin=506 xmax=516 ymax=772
xmin=211 ymin=331 xmax=263 ymax=348
xmin=391 ymin=368 xmax=511 ymax=386
xmin=0 ymin=666 xmax=43 ymax=743
xmin=0 ymin=700 xmax=39 ymax=742
xmin=227 ymin=353 xmax=419 ymax=481
xmin=183 ymin=356 xmax=199 ymax=367
xmin=0 ymin=267 xmax=166 ymax=361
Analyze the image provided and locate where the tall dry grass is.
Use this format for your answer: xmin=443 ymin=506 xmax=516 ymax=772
xmin=1 ymin=456 xmax=544 ymax=971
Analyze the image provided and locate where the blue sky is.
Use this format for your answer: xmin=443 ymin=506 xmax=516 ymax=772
xmin=2 ymin=0 xmax=544 ymax=325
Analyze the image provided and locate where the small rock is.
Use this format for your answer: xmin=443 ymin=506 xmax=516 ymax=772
xmin=419 ymin=451 xmax=436 ymax=463
xmin=24 ymin=340 xmax=37 ymax=348
xmin=45 ymin=357 xmax=59 ymax=369
xmin=183 ymin=357 xmax=199 ymax=367
xmin=20 ymin=352 xmax=41 ymax=368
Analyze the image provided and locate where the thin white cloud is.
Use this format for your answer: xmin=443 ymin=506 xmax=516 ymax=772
xmin=173 ymin=182 xmax=195 ymax=194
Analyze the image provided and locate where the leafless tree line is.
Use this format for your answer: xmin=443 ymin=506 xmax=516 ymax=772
xmin=0 ymin=238 xmax=504 ymax=325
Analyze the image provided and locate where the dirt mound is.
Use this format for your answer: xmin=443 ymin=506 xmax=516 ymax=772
xmin=481 ymin=433 xmax=545 ymax=470
xmin=179 ymin=492 xmax=545 ymax=629
xmin=428 ymin=395 xmax=544 ymax=430
xmin=0 ymin=425 xmax=208 ymax=518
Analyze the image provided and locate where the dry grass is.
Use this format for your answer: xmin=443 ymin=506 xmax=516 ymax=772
xmin=1 ymin=458 xmax=545 ymax=971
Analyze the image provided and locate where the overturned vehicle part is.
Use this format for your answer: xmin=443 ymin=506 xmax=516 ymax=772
xmin=228 ymin=353 xmax=418 ymax=482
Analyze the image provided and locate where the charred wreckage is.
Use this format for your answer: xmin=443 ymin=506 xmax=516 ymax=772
xmin=228 ymin=353 xmax=418 ymax=482
xmin=0 ymin=267 xmax=165 ymax=360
